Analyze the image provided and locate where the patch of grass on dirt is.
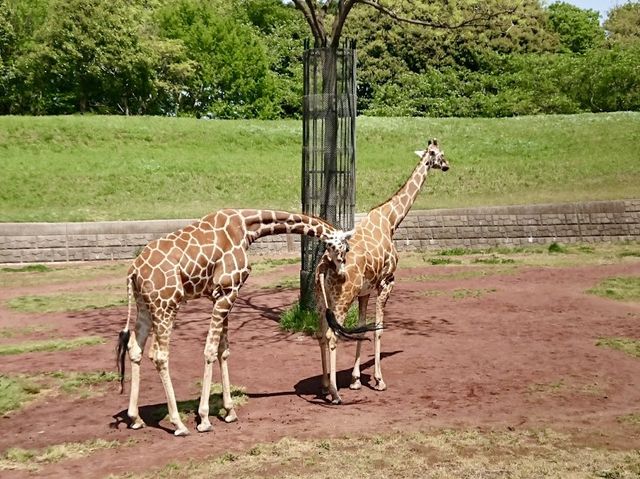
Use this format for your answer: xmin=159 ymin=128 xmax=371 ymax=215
xmin=0 ymin=261 xmax=128 ymax=289
xmin=0 ymin=264 xmax=52 ymax=273
xmin=0 ymin=375 xmax=42 ymax=415
xmin=117 ymin=428 xmax=640 ymax=479
xmin=527 ymin=378 xmax=606 ymax=396
xmin=0 ymin=325 xmax=52 ymax=338
xmin=0 ymin=336 xmax=105 ymax=356
xmin=596 ymin=337 xmax=640 ymax=358
xmin=429 ymin=257 xmax=462 ymax=265
xmin=47 ymin=371 xmax=119 ymax=397
xmin=588 ymin=277 xmax=640 ymax=302
xmin=261 ymin=276 xmax=299 ymax=290
xmin=6 ymin=289 xmax=127 ymax=313
xmin=151 ymin=384 xmax=248 ymax=424
xmin=409 ymin=241 xmax=640 ymax=271
xmin=280 ymin=303 xmax=360 ymax=335
xmin=413 ymin=267 xmax=517 ymax=282
xmin=451 ymin=288 xmax=497 ymax=299
xmin=618 ymin=413 xmax=640 ymax=426
xmin=472 ymin=255 xmax=516 ymax=265
xmin=251 ymin=257 xmax=299 ymax=274
xmin=0 ymin=439 xmax=123 ymax=472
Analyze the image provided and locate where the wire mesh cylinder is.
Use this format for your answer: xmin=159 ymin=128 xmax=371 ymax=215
xmin=300 ymin=39 xmax=357 ymax=309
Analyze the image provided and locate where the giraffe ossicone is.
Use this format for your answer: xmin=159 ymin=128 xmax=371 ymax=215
xmin=116 ymin=208 xmax=349 ymax=436
xmin=315 ymin=139 xmax=449 ymax=404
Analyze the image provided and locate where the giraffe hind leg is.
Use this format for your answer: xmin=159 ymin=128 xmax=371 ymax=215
xmin=373 ymin=277 xmax=395 ymax=391
xmin=350 ymin=295 xmax=370 ymax=390
xmin=127 ymin=303 xmax=152 ymax=430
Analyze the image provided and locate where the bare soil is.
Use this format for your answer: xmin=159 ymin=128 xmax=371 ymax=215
xmin=1 ymin=260 xmax=639 ymax=478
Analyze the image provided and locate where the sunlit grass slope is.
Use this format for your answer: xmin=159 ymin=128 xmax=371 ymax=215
xmin=0 ymin=112 xmax=638 ymax=222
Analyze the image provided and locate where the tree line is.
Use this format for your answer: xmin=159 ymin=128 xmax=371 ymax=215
xmin=1 ymin=0 xmax=638 ymax=118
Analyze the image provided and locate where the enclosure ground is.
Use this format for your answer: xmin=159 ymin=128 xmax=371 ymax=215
xmin=0 ymin=255 xmax=639 ymax=477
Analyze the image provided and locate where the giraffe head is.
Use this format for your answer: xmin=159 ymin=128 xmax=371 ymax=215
xmin=416 ymin=138 xmax=449 ymax=171
xmin=321 ymin=229 xmax=354 ymax=275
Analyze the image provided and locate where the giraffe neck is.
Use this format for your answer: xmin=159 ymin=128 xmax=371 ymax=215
xmin=381 ymin=159 xmax=431 ymax=231
xmin=243 ymin=210 xmax=333 ymax=243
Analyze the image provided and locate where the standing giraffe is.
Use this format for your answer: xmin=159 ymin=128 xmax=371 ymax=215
xmin=316 ymin=139 xmax=449 ymax=404
xmin=116 ymin=208 xmax=352 ymax=436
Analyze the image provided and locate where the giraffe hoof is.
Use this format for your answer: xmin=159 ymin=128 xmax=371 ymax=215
xmin=130 ymin=419 xmax=146 ymax=430
xmin=374 ymin=380 xmax=387 ymax=391
xmin=196 ymin=422 xmax=213 ymax=433
xmin=224 ymin=409 xmax=238 ymax=423
xmin=331 ymin=397 xmax=342 ymax=405
xmin=174 ymin=427 xmax=190 ymax=437
xmin=349 ymin=378 xmax=362 ymax=390
xmin=321 ymin=386 xmax=330 ymax=396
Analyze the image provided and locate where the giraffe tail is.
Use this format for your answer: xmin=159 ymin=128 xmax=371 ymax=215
xmin=116 ymin=275 xmax=134 ymax=394
xmin=325 ymin=309 xmax=382 ymax=342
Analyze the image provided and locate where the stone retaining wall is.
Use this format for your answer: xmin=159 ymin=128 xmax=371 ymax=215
xmin=1 ymin=200 xmax=638 ymax=264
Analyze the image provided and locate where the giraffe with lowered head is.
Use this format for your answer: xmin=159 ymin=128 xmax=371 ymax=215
xmin=316 ymin=139 xmax=449 ymax=404
xmin=117 ymin=208 xmax=352 ymax=436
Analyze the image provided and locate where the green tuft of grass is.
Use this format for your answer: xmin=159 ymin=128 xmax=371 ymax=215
xmin=436 ymin=247 xmax=471 ymax=256
xmin=0 ymin=336 xmax=105 ymax=356
xmin=280 ymin=303 xmax=320 ymax=335
xmin=587 ymin=276 xmax=640 ymax=302
xmin=548 ymin=242 xmax=568 ymax=254
xmin=619 ymin=250 xmax=640 ymax=258
xmin=429 ymin=257 xmax=462 ymax=265
xmin=0 ymin=375 xmax=42 ymax=415
xmin=472 ymin=255 xmax=516 ymax=265
xmin=6 ymin=290 xmax=127 ymax=313
xmin=280 ymin=302 xmax=360 ymax=335
xmin=596 ymin=337 xmax=640 ymax=358
xmin=0 ymin=264 xmax=51 ymax=273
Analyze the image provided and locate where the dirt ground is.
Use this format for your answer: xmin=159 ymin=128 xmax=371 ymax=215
xmin=1 ymin=259 xmax=639 ymax=478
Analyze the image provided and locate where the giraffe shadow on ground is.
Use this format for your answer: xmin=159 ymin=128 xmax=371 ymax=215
xmin=247 ymin=350 xmax=402 ymax=405
xmin=111 ymin=391 xmax=240 ymax=433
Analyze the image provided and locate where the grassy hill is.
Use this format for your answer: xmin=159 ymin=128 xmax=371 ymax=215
xmin=0 ymin=113 xmax=638 ymax=222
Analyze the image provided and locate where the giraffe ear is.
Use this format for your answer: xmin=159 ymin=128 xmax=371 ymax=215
xmin=343 ymin=229 xmax=355 ymax=241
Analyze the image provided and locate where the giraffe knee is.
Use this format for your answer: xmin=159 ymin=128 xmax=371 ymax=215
xmin=218 ymin=348 xmax=230 ymax=361
xmin=129 ymin=344 xmax=143 ymax=364
xmin=203 ymin=344 xmax=219 ymax=364
xmin=151 ymin=349 xmax=169 ymax=369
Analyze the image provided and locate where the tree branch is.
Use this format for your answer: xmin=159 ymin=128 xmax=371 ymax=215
xmin=354 ymin=0 xmax=520 ymax=30
xmin=292 ymin=0 xmax=324 ymax=43
xmin=331 ymin=0 xmax=358 ymax=48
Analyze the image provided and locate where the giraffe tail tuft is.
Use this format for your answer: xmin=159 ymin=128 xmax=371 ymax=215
xmin=116 ymin=274 xmax=134 ymax=394
xmin=116 ymin=329 xmax=130 ymax=394
xmin=325 ymin=309 xmax=382 ymax=342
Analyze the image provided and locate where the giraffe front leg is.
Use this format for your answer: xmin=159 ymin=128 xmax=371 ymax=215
xmin=198 ymin=292 xmax=237 ymax=432
xmin=218 ymin=333 xmax=237 ymax=423
xmin=350 ymin=295 xmax=370 ymax=390
xmin=317 ymin=309 xmax=331 ymax=396
xmin=326 ymin=326 xmax=342 ymax=404
xmin=373 ymin=277 xmax=394 ymax=391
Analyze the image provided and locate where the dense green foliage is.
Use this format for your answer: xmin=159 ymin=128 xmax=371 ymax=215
xmin=0 ymin=113 xmax=638 ymax=222
xmin=0 ymin=0 xmax=639 ymax=117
